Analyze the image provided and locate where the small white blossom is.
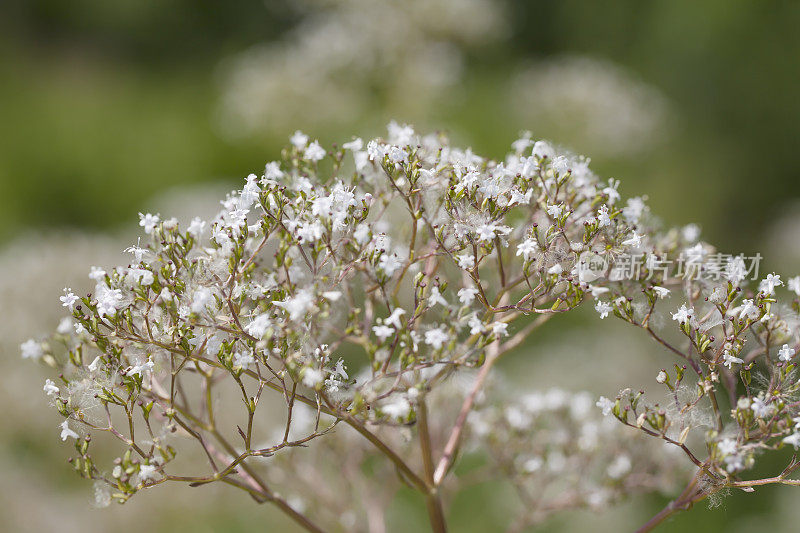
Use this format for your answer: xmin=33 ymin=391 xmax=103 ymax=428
xmin=516 ymin=238 xmax=538 ymax=261
xmin=760 ymin=273 xmax=783 ymax=295
xmin=60 ymin=288 xmax=79 ymax=312
xmin=59 ymin=420 xmax=79 ymax=441
xmin=21 ymin=339 xmax=43 ymax=360
xmin=751 ymin=397 xmax=774 ymax=419
xmin=788 ymin=276 xmax=800 ymax=296
xmin=595 ymin=301 xmax=613 ymax=320
xmin=596 ymin=396 xmax=615 ymax=417
xmin=424 ymin=328 xmax=449 ymax=350
xmin=273 ymin=290 xmax=314 ymax=321
xmin=139 ymin=212 xmax=160 ymax=235
xmin=723 ymin=351 xmax=743 ymax=369
xmin=304 ymin=141 xmax=326 ymax=162
xmin=302 ymin=367 xmax=325 ymax=389
xmin=456 ymin=254 xmax=475 ymax=270
xmin=372 ymin=324 xmax=395 ymax=342
xmin=188 ymin=217 xmax=206 ymax=238
xmin=138 ymin=464 xmax=159 ymax=482
xmin=652 ymin=286 xmax=670 ymax=299
xmin=784 ymin=433 xmax=800 ymax=449
xmin=427 ymin=287 xmax=448 ymax=308
xmin=458 ymin=287 xmax=479 ymax=306
xmin=671 ymin=304 xmax=694 ymax=325
xmin=290 ymin=130 xmax=308 ymax=149
xmin=43 ymin=379 xmax=60 ymax=396
xmin=778 ymin=344 xmax=795 ymax=362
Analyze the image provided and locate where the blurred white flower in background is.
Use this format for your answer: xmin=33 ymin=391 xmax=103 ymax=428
xmin=509 ymin=55 xmax=672 ymax=157
xmin=217 ymin=0 xmax=507 ymax=137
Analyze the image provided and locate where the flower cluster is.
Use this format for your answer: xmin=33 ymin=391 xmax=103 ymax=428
xmin=218 ymin=0 xmax=505 ymax=137
xmin=26 ymin=123 xmax=800 ymax=531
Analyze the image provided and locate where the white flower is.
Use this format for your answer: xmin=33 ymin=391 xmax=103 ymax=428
xmin=388 ymin=146 xmax=408 ymax=165
xmin=342 ymin=138 xmax=363 ymax=151
xmin=532 ymin=140 xmax=554 ymax=159
xmin=656 ymin=370 xmax=667 ymax=384
xmin=88 ymin=356 xmax=102 ymax=372
xmin=378 ymin=253 xmax=403 ymax=276
xmin=475 ymin=223 xmax=510 ymax=242
xmin=273 ymin=289 xmax=314 ymax=321
xmin=188 ymin=217 xmax=206 ymax=239
xmin=139 ymin=212 xmax=160 ymax=235
xmin=57 ymin=317 xmax=73 ymax=335
xmin=596 ymin=396 xmax=615 ymax=416
xmin=717 ymin=438 xmax=738 ymax=456
xmin=725 ymin=256 xmax=748 ymax=284
xmin=516 ymin=238 xmax=538 ymax=261
xmin=595 ymin=301 xmax=613 ymax=319
xmin=60 ymin=288 xmax=79 ymax=312
xmin=597 ymin=204 xmax=611 ymax=227
xmin=88 ymin=266 xmax=106 ymax=281
xmin=304 ymin=141 xmax=326 ymax=162
xmin=671 ymin=304 xmax=694 ymax=325
xmin=43 ymin=379 xmax=59 ymax=396
xmin=738 ymin=299 xmax=761 ymax=321
xmin=759 ymin=273 xmax=783 ymax=295
xmin=233 ymin=351 xmax=256 ymax=369
xmin=322 ymin=291 xmax=342 ymax=302
xmin=751 ymin=397 xmax=774 ymax=419
xmin=263 ymin=161 xmax=284 ymax=182
xmin=788 ymin=276 xmax=800 ymax=296
xmin=458 ymin=287 xmax=479 ymax=306
xmin=96 ymin=285 xmax=124 ymax=318
xmin=128 ymin=357 xmax=154 ymax=378
xmin=427 ymin=287 xmax=448 ymax=307
xmin=552 ymin=156 xmax=570 ymax=176
xmin=127 ymin=268 xmax=154 ymax=286
xmin=191 ymin=287 xmax=215 ymax=314
xmin=622 ymin=197 xmax=647 ymax=223
xmin=468 ymin=314 xmax=485 ymax=335
xmin=381 ymin=397 xmax=411 ymax=420
xmin=491 ymin=322 xmax=508 ymax=337
xmin=21 ymin=339 xmax=43 ymax=360
xmin=602 ymin=178 xmax=621 ymax=204
xmin=290 ymin=130 xmax=308 ymax=149
xmin=386 ymin=308 xmax=406 ymax=329
xmin=652 ymin=286 xmax=670 ymax=299
xmin=606 ymin=455 xmax=631 ymax=480
xmin=302 ymin=367 xmax=325 ymax=388
xmin=60 ymin=420 xmax=79 ymax=441
xmin=456 ymin=254 xmax=475 ymax=270
xmin=784 ymin=433 xmax=800 ymax=449
xmin=722 ymin=351 xmax=743 ymax=369
xmin=546 ymin=203 xmax=564 ymax=218
xmin=622 ymin=231 xmax=643 ymax=247
xmin=372 ymin=324 xmax=395 ymax=341
xmin=353 ymin=223 xmax=371 ymax=245
xmin=245 ymin=314 xmax=272 ymax=339
xmin=424 ymin=328 xmax=449 ymax=350
xmin=778 ymin=344 xmax=795 ymax=362
xmin=367 ymin=140 xmax=388 ymax=161
xmin=682 ymin=224 xmax=701 ymax=242
xmin=331 ymin=359 xmax=348 ymax=381
xmin=138 ymin=464 xmax=159 ymax=482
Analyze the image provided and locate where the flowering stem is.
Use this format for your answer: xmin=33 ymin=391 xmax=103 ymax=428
xmin=419 ymin=399 xmax=448 ymax=533
xmin=636 ymin=471 xmax=707 ymax=533
xmin=433 ymin=349 xmax=498 ymax=485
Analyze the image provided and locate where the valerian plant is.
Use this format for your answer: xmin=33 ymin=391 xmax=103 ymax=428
xmin=24 ymin=123 xmax=800 ymax=532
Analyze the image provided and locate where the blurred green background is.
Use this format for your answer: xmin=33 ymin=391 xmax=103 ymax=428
xmin=1 ymin=0 xmax=800 ymax=531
